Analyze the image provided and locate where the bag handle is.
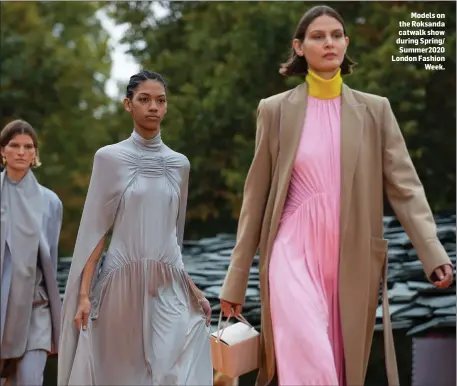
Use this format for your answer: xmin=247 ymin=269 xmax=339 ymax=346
xmin=216 ymin=311 xmax=254 ymax=342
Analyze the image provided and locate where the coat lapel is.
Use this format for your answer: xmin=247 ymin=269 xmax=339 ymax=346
xmin=267 ymin=83 xmax=366 ymax=252
xmin=26 ymin=174 xmax=46 ymax=232
xmin=267 ymin=83 xmax=308 ymax=252
xmin=339 ymin=84 xmax=366 ymax=239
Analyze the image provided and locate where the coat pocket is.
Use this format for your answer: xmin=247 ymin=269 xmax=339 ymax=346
xmin=370 ymin=237 xmax=389 ymax=274
xmin=369 ymin=237 xmax=389 ymax=310
xmin=370 ymin=237 xmax=389 ymax=254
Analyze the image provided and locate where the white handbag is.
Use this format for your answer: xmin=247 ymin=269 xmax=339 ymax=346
xmin=210 ymin=312 xmax=260 ymax=378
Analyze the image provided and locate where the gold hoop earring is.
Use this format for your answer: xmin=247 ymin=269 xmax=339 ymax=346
xmin=31 ymin=158 xmax=37 ymax=168
xmin=2 ymin=156 xmax=6 ymax=166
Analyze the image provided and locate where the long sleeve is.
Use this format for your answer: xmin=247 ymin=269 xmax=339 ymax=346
xmin=64 ymin=147 xmax=122 ymax=292
xmin=220 ymin=99 xmax=273 ymax=304
xmin=177 ymin=165 xmax=205 ymax=300
xmin=382 ymin=97 xmax=451 ymax=277
xmin=50 ymin=197 xmax=63 ymax=276
xmin=177 ymin=165 xmax=189 ymax=252
xmin=59 ymin=146 xmax=124 ymax=386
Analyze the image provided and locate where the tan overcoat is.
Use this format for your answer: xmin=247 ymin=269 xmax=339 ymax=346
xmin=219 ymin=82 xmax=451 ymax=386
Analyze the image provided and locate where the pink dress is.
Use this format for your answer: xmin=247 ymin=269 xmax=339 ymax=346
xmin=269 ymin=95 xmax=344 ymax=385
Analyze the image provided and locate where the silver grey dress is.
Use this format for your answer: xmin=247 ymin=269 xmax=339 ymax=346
xmin=0 ymin=170 xmax=62 ymax=360
xmin=58 ymin=131 xmax=212 ymax=385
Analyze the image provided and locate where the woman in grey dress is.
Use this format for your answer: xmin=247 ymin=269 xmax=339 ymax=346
xmin=58 ymin=71 xmax=213 ymax=385
xmin=0 ymin=120 xmax=63 ymax=386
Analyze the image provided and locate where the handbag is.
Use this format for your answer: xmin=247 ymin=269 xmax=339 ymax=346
xmin=210 ymin=311 xmax=260 ymax=378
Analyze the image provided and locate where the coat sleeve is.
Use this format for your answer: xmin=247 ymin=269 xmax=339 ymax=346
xmin=220 ymin=99 xmax=273 ymax=304
xmin=49 ymin=196 xmax=63 ymax=276
xmin=381 ymin=97 xmax=451 ymax=277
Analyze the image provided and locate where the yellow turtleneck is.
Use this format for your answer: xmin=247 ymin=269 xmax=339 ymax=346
xmin=306 ymin=68 xmax=342 ymax=100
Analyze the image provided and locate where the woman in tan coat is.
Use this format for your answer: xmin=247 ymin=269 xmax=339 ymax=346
xmin=219 ymin=5 xmax=453 ymax=386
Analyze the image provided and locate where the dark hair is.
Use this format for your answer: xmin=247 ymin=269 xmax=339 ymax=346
xmin=0 ymin=119 xmax=41 ymax=167
xmin=279 ymin=5 xmax=356 ymax=77
xmin=125 ymin=70 xmax=168 ymax=100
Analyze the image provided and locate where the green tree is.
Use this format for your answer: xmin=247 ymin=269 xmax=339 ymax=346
xmin=1 ymin=1 xmax=113 ymax=254
xmin=110 ymin=1 xmax=455 ymax=237
xmin=12 ymin=2 xmax=451 ymax=246
xmin=341 ymin=2 xmax=456 ymax=214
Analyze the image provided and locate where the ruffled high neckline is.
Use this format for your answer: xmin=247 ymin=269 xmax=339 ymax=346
xmin=306 ymin=68 xmax=342 ymax=100
xmin=131 ymin=130 xmax=162 ymax=151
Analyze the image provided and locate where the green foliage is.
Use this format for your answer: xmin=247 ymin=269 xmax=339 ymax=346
xmin=2 ymin=1 xmax=455 ymax=248
xmin=1 ymin=1 xmax=112 ymax=253
xmin=111 ymin=1 xmax=455 ymax=237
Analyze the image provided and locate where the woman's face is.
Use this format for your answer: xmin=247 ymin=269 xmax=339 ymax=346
xmin=1 ymin=134 xmax=36 ymax=172
xmin=294 ymin=15 xmax=349 ymax=75
xmin=124 ymin=79 xmax=167 ymax=134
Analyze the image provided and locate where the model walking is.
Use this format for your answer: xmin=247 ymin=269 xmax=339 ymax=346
xmin=219 ymin=5 xmax=453 ymax=386
xmin=58 ymin=71 xmax=213 ymax=385
xmin=0 ymin=119 xmax=63 ymax=385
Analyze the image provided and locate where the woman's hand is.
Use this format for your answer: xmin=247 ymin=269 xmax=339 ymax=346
xmin=220 ymin=299 xmax=242 ymax=318
xmin=74 ymin=294 xmax=91 ymax=332
xmin=199 ymin=297 xmax=212 ymax=326
xmin=431 ymin=264 xmax=454 ymax=288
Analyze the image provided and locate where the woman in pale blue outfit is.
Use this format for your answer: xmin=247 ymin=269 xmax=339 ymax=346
xmin=58 ymin=71 xmax=213 ymax=385
xmin=0 ymin=119 xmax=63 ymax=386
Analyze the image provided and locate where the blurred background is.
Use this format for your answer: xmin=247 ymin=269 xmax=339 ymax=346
xmin=1 ymin=1 xmax=455 ymax=385
xmin=2 ymin=1 xmax=455 ymax=254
